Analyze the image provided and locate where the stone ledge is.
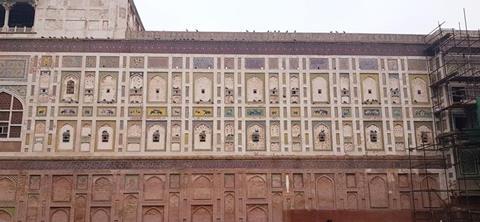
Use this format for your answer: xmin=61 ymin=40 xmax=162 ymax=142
xmin=0 ymin=157 xmax=444 ymax=170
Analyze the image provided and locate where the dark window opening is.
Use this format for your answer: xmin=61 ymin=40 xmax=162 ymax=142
xmin=253 ymin=89 xmax=257 ymax=94
xmin=417 ymin=90 xmax=422 ymax=95
xmin=152 ymin=130 xmax=160 ymax=142
xmin=201 ymin=89 xmax=205 ymax=94
xmin=319 ymin=130 xmax=326 ymax=142
xmin=0 ymin=92 xmax=23 ymax=139
xmin=199 ymin=131 xmax=206 ymax=142
xmin=102 ymin=130 xmax=109 ymax=143
xmin=368 ymin=89 xmax=372 ymax=94
xmin=252 ymin=129 xmax=260 ymax=142
xmin=156 ymin=89 xmax=160 ymax=94
xmin=452 ymin=87 xmax=466 ymax=103
xmin=106 ymin=89 xmax=110 ymax=93
xmin=0 ymin=6 xmax=5 ymax=27
xmin=421 ymin=132 xmax=429 ymax=144
xmin=454 ymin=116 xmax=467 ymax=130
xmin=9 ymin=3 xmax=35 ymax=28
xmin=370 ymin=130 xmax=378 ymax=142
xmin=62 ymin=130 xmax=71 ymax=143
xmin=318 ymin=89 xmax=322 ymax=94
xmin=0 ymin=123 xmax=8 ymax=138
xmin=66 ymin=80 xmax=75 ymax=94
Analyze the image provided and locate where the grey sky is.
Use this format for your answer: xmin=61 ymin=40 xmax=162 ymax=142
xmin=135 ymin=0 xmax=479 ymax=34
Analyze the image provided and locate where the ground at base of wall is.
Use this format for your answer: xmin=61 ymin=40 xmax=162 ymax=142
xmin=284 ymin=210 xmax=413 ymax=222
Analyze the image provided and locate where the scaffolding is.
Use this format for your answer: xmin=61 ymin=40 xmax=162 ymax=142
xmin=409 ymin=26 xmax=480 ymax=222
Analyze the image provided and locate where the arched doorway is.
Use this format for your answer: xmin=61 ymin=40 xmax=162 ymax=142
xmin=8 ymin=3 xmax=35 ymax=28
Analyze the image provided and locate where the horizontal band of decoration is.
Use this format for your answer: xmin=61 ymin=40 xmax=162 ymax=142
xmin=0 ymin=39 xmax=430 ymax=56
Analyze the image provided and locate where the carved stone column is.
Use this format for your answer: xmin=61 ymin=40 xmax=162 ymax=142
xmin=2 ymin=2 xmax=12 ymax=31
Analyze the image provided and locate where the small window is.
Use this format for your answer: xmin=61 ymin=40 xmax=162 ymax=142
xmin=370 ymin=130 xmax=378 ymax=143
xmin=252 ymin=129 xmax=260 ymax=142
xmin=156 ymin=89 xmax=160 ymax=94
xmin=368 ymin=89 xmax=372 ymax=94
xmin=318 ymin=89 xmax=322 ymax=94
xmin=62 ymin=130 xmax=71 ymax=143
xmin=421 ymin=132 xmax=429 ymax=144
xmin=253 ymin=89 xmax=257 ymax=94
xmin=0 ymin=123 xmax=8 ymax=138
xmin=417 ymin=90 xmax=422 ymax=95
xmin=102 ymin=130 xmax=109 ymax=143
xmin=106 ymin=89 xmax=111 ymax=93
xmin=152 ymin=130 xmax=160 ymax=142
xmin=319 ymin=130 xmax=326 ymax=142
xmin=66 ymin=80 xmax=75 ymax=94
xmin=199 ymin=131 xmax=206 ymax=142
xmin=201 ymin=89 xmax=205 ymax=94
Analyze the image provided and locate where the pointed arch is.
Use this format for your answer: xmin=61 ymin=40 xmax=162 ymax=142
xmin=9 ymin=2 xmax=35 ymax=28
xmin=148 ymin=75 xmax=167 ymax=102
xmin=316 ymin=176 xmax=335 ymax=209
xmin=58 ymin=124 xmax=74 ymax=150
xmin=314 ymin=124 xmax=331 ymax=150
xmin=420 ymin=176 xmax=441 ymax=208
xmin=0 ymin=91 xmax=24 ymax=142
xmin=362 ymin=76 xmax=378 ymax=102
xmin=191 ymin=206 xmax=213 ymax=222
xmin=147 ymin=124 xmax=166 ymax=151
xmin=195 ymin=77 xmax=213 ymax=103
xmin=311 ymin=76 xmax=329 ymax=103
xmin=246 ymin=76 xmax=264 ymax=103
xmin=246 ymin=124 xmax=265 ymax=151
xmin=91 ymin=208 xmax=109 ymax=222
xmin=247 ymin=206 xmax=267 ymax=222
xmin=194 ymin=123 xmax=212 ymax=150
xmin=0 ymin=177 xmax=16 ymax=201
xmin=412 ymin=77 xmax=428 ymax=103
xmin=52 ymin=176 xmax=72 ymax=202
xmin=0 ymin=210 xmax=11 ymax=222
xmin=50 ymin=209 xmax=68 ymax=222
xmin=192 ymin=175 xmax=212 ymax=200
xmin=369 ymin=176 xmax=388 ymax=208
xmin=99 ymin=75 xmax=117 ymax=102
xmin=92 ymin=177 xmax=112 ymax=201
xmin=247 ymin=175 xmax=267 ymax=199
xmin=144 ymin=176 xmax=165 ymax=200
xmin=97 ymin=124 xmax=114 ymax=150
xmin=143 ymin=207 xmax=164 ymax=222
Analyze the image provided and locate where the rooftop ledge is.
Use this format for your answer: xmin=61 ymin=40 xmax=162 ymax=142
xmin=127 ymin=30 xmax=427 ymax=44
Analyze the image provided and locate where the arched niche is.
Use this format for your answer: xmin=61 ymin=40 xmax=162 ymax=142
xmin=365 ymin=124 xmax=383 ymax=150
xmin=362 ymin=76 xmax=379 ymax=103
xmin=246 ymin=124 xmax=265 ymax=151
xmin=311 ymin=76 xmax=329 ymax=103
xmin=8 ymin=3 xmax=35 ymax=28
xmin=193 ymin=123 xmax=212 ymax=151
xmin=97 ymin=124 xmax=114 ymax=150
xmin=412 ymin=77 xmax=428 ymax=103
xmin=98 ymin=75 xmax=117 ymax=103
xmin=148 ymin=75 xmax=167 ymax=102
xmin=246 ymin=76 xmax=264 ymax=103
xmin=146 ymin=124 xmax=166 ymax=151
xmin=57 ymin=124 xmax=74 ymax=151
xmin=313 ymin=123 xmax=331 ymax=151
xmin=194 ymin=77 xmax=213 ymax=103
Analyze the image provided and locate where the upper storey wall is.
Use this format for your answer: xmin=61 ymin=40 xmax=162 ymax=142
xmin=0 ymin=47 xmax=434 ymax=157
xmin=0 ymin=0 xmax=144 ymax=39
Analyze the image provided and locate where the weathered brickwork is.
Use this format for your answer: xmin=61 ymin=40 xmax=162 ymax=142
xmin=0 ymin=158 xmax=443 ymax=222
xmin=0 ymin=1 xmax=445 ymax=221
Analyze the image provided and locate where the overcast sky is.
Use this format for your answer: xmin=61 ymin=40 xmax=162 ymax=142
xmin=135 ymin=0 xmax=479 ymax=34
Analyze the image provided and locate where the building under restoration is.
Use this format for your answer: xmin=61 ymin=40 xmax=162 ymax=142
xmin=0 ymin=0 xmax=478 ymax=221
